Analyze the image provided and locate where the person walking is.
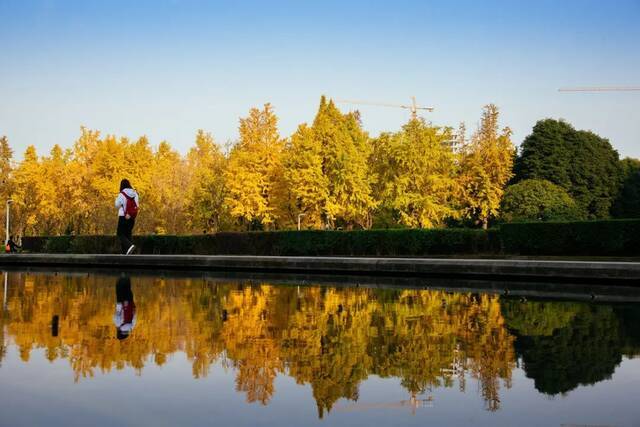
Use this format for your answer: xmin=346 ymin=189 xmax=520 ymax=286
xmin=115 ymin=179 xmax=139 ymax=255
xmin=6 ymin=235 xmax=21 ymax=253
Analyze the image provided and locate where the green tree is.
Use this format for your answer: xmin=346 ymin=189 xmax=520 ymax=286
xmin=513 ymin=119 xmax=573 ymax=188
xmin=511 ymin=304 xmax=623 ymax=395
xmin=513 ymin=119 xmax=621 ymax=218
xmin=502 ymin=299 xmax=581 ymax=337
xmin=500 ymin=179 xmax=582 ymax=222
xmin=569 ymin=130 xmax=621 ymax=217
xmin=612 ymin=157 xmax=640 ymax=218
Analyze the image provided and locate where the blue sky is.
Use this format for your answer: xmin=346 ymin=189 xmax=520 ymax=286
xmin=1 ymin=0 xmax=639 ymax=159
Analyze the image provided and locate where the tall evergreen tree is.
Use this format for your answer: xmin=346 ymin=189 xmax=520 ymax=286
xmin=568 ymin=130 xmax=621 ymax=217
xmin=612 ymin=157 xmax=640 ymax=218
xmin=513 ymin=119 xmax=573 ymax=188
xmin=514 ymin=119 xmax=621 ymax=218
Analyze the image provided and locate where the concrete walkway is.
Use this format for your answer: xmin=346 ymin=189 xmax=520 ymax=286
xmin=1 ymin=254 xmax=639 ymax=283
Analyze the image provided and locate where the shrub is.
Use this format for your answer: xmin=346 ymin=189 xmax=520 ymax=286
xmin=501 ymin=179 xmax=583 ymax=222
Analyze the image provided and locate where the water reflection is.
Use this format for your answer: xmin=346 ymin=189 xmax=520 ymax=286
xmin=503 ymin=300 xmax=640 ymax=395
xmin=114 ymin=275 xmax=136 ymax=340
xmin=0 ymin=272 xmax=638 ymax=418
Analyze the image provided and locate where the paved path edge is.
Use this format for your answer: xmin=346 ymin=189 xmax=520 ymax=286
xmin=1 ymin=254 xmax=639 ymax=283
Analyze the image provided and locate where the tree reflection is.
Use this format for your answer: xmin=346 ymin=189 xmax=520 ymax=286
xmin=503 ymin=300 xmax=637 ymax=396
xmin=1 ymin=273 xmax=638 ymax=416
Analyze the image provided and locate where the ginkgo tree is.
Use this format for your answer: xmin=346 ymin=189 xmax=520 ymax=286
xmin=459 ymin=104 xmax=515 ymax=229
xmin=281 ymin=124 xmax=329 ymax=229
xmin=283 ymin=96 xmax=377 ymax=230
xmin=225 ymin=104 xmax=285 ymax=230
xmin=186 ymin=130 xmax=229 ymax=233
xmin=313 ymin=97 xmax=377 ymax=229
xmin=372 ymin=118 xmax=459 ymax=228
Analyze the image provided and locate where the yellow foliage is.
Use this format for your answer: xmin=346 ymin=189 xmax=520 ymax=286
xmin=1 ymin=272 xmax=516 ymax=413
xmin=3 ymin=101 xmax=518 ymax=234
xmin=372 ymin=118 xmax=460 ymax=228
xmin=225 ymin=104 xmax=285 ymax=229
xmin=185 ymin=130 xmax=228 ymax=232
xmin=459 ymin=105 xmax=516 ymax=228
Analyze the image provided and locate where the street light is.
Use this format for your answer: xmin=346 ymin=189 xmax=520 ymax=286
xmin=3 ymin=272 xmax=7 ymax=311
xmin=5 ymin=199 xmax=13 ymax=247
xmin=297 ymin=213 xmax=306 ymax=231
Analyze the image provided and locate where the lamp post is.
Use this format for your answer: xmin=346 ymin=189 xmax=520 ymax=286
xmin=5 ymin=199 xmax=12 ymax=247
xmin=297 ymin=213 xmax=306 ymax=231
xmin=3 ymin=272 xmax=7 ymax=311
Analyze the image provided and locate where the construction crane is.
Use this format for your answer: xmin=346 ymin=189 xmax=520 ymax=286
xmin=558 ymin=86 xmax=640 ymax=92
xmin=337 ymin=97 xmax=434 ymax=120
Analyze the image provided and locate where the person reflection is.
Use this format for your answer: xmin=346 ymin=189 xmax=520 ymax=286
xmin=114 ymin=275 xmax=136 ymax=340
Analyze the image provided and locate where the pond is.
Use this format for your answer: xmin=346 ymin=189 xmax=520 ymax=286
xmin=1 ymin=271 xmax=639 ymax=427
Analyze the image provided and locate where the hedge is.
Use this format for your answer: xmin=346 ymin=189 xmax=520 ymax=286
xmin=19 ymin=219 xmax=640 ymax=257
xmin=499 ymin=219 xmax=640 ymax=256
xmin=22 ymin=228 xmax=498 ymax=256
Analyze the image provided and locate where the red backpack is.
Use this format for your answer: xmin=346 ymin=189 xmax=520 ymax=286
xmin=121 ymin=191 xmax=139 ymax=219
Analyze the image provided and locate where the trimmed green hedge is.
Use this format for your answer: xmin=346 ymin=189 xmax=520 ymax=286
xmin=20 ymin=219 xmax=640 ymax=257
xmin=22 ymin=228 xmax=497 ymax=256
xmin=500 ymin=219 xmax=640 ymax=256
